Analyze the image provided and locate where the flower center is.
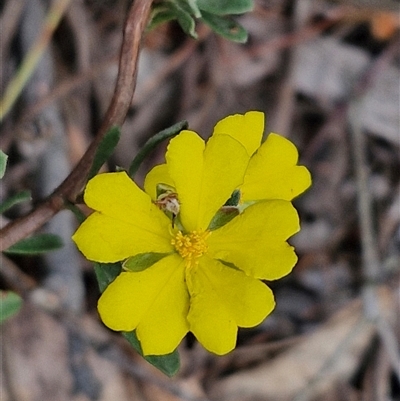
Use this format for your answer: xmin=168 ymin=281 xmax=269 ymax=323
xmin=171 ymin=230 xmax=210 ymax=267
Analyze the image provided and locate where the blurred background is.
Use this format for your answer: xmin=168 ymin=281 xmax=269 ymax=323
xmin=1 ymin=0 xmax=399 ymax=400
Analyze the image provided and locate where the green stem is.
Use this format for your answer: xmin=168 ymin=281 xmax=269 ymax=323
xmin=128 ymin=120 xmax=188 ymax=178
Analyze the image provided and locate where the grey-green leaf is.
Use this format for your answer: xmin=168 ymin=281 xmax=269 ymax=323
xmin=184 ymin=0 xmax=202 ymax=18
xmin=123 ymin=253 xmax=169 ymax=272
xmin=197 ymin=0 xmax=253 ymax=15
xmin=200 ymin=11 xmax=248 ymax=43
xmin=0 ymin=150 xmax=8 ymax=179
xmin=128 ymin=120 xmax=188 ymax=178
xmin=148 ymin=6 xmax=177 ymax=31
xmin=169 ymin=1 xmax=197 ymax=38
xmin=123 ymin=331 xmax=180 ymax=377
xmin=4 ymin=233 xmax=63 ymax=255
xmin=0 ymin=291 xmax=23 ymax=324
xmin=0 ymin=190 xmax=31 ymax=215
xmin=94 ymin=262 xmax=122 ymax=292
xmin=88 ymin=126 xmax=121 ymax=180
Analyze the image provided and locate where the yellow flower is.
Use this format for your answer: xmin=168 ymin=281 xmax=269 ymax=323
xmin=145 ymin=111 xmax=311 ymax=203
xmin=72 ymin=127 xmax=301 ymax=356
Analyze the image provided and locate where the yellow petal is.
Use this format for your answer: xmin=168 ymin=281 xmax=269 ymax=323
xmin=84 ymin=172 xmax=170 ymax=232
xmin=72 ymin=212 xmax=173 ymax=262
xmin=208 ymin=200 xmax=299 ymax=280
xmin=241 ymin=133 xmax=312 ymax=201
xmin=166 ymin=131 xmax=248 ymax=232
xmin=143 ymin=164 xmax=173 ymax=200
xmin=186 ymin=256 xmax=275 ymax=355
xmin=98 ymin=254 xmax=189 ymax=355
xmin=212 ymin=111 xmax=264 ymax=156
xmin=72 ymin=172 xmax=173 ymax=262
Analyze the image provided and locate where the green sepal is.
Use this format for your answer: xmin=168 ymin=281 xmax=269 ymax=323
xmin=94 ymin=262 xmax=122 ymax=292
xmin=123 ymin=331 xmax=180 ymax=377
xmin=200 ymin=11 xmax=248 ymax=43
xmin=156 ymin=183 xmax=176 ymax=198
xmin=225 ymin=189 xmax=241 ymax=206
xmin=0 ymin=150 xmax=7 ymax=179
xmin=4 ymin=233 xmax=63 ymax=255
xmin=0 ymin=291 xmax=23 ymax=324
xmin=208 ymin=206 xmax=239 ymax=230
xmin=123 ymin=253 xmax=169 ymax=272
xmin=0 ymin=190 xmax=31 ymax=214
xmin=197 ymin=0 xmax=254 ymax=15
xmin=87 ymin=126 xmax=121 ymax=180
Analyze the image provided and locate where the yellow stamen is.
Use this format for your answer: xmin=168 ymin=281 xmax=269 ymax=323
xmin=171 ymin=230 xmax=211 ymax=267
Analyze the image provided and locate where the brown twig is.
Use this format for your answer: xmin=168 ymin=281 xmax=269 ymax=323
xmin=0 ymin=0 xmax=154 ymax=252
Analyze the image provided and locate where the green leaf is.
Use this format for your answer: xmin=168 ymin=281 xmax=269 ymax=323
xmin=65 ymin=201 xmax=86 ymax=224
xmin=200 ymin=11 xmax=248 ymax=43
xmin=94 ymin=262 xmax=122 ymax=292
xmin=123 ymin=331 xmax=180 ymax=377
xmin=148 ymin=1 xmax=201 ymax=32
xmin=123 ymin=253 xmax=169 ymax=272
xmin=0 ymin=190 xmax=31 ymax=214
xmin=128 ymin=120 xmax=188 ymax=178
xmin=0 ymin=150 xmax=8 ymax=179
xmin=169 ymin=1 xmax=197 ymax=38
xmin=184 ymin=0 xmax=202 ymax=18
xmin=0 ymin=291 xmax=23 ymax=324
xmin=148 ymin=6 xmax=177 ymax=31
xmin=197 ymin=0 xmax=253 ymax=15
xmin=4 ymin=233 xmax=63 ymax=255
xmin=88 ymin=126 xmax=121 ymax=180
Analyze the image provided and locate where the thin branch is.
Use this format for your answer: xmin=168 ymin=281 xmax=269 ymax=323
xmin=0 ymin=0 xmax=154 ymax=252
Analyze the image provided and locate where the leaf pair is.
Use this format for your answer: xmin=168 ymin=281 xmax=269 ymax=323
xmin=149 ymin=0 xmax=253 ymax=43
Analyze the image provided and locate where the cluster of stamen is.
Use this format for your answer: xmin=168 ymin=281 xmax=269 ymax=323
xmin=171 ymin=230 xmax=211 ymax=267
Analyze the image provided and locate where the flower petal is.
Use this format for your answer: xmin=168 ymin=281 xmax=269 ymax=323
xmin=98 ymin=254 xmax=189 ymax=355
xmin=166 ymin=131 xmax=249 ymax=232
xmin=241 ymin=133 xmax=312 ymax=201
xmin=72 ymin=213 xmax=173 ymax=262
xmin=84 ymin=172 xmax=170 ymax=231
xmin=212 ymin=111 xmax=264 ymax=156
xmin=186 ymin=256 xmax=275 ymax=355
xmin=144 ymin=163 xmax=173 ymax=200
xmin=208 ymin=200 xmax=299 ymax=280
xmin=72 ymin=172 xmax=173 ymax=262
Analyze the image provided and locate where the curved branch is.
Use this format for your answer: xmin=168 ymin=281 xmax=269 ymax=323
xmin=0 ymin=0 xmax=154 ymax=251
